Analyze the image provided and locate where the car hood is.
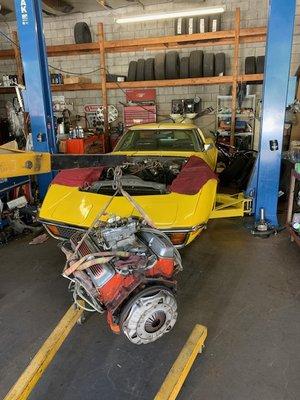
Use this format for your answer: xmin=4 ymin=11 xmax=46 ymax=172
xmin=39 ymin=183 xmax=208 ymax=229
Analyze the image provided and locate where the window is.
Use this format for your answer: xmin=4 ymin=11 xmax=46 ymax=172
xmin=114 ymin=129 xmax=203 ymax=152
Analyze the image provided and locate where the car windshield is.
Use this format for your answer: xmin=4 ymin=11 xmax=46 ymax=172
xmin=114 ymin=129 xmax=202 ymax=152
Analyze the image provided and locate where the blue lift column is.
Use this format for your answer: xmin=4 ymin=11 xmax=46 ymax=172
xmin=254 ymin=0 xmax=296 ymax=226
xmin=14 ymin=0 xmax=56 ymax=197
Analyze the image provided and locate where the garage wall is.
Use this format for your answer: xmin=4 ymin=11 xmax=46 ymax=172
xmin=0 ymin=0 xmax=299 ymax=129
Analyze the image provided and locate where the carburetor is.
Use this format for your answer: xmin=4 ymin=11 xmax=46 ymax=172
xmin=95 ymin=216 xmax=139 ymax=250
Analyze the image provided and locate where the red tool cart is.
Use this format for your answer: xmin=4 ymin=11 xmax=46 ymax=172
xmin=62 ymin=134 xmax=106 ymax=154
xmin=124 ymin=89 xmax=157 ymax=127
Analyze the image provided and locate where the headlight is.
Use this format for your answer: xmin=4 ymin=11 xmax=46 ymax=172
xmin=168 ymin=232 xmax=188 ymax=246
xmin=46 ymin=224 xmax=60 ymax=236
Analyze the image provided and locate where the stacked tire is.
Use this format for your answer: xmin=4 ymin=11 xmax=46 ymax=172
xmin=175 ymin=15 xmax=221 ymax=35
xmin=127 ymin=51 xmax=226 ymax=81
xmin=154 ymin=54 xmax=166 ymax=80
xmin=245 ymin=55 xmax=265 ymax=74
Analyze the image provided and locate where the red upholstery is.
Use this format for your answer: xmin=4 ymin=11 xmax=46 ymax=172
xmin=52 ymin=167 xmax=104 ymax=188
xmin=170 ymin=156 xmax=217 ymax=195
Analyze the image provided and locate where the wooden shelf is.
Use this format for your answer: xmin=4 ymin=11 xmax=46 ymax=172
xmin=47 ymin=29 xmax=266 ymax=55
xmin=0 ymin=9 xmax=266 ymax=144
xmin=104 ymin=28 xmax=266 ymax=53
xmin=0 ymin=48 xmax=15 ymax=59
xmin=0 ymin=27 xmax=266 ymax=59
xmin=51 ymin=82 xmax=99 ymax=92
xmin=0 ymin=86 xmax=15 ymax=94
xmin=50 ymin=74 xmax=263 ymax=92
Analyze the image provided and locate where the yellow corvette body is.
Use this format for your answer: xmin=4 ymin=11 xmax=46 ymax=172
xmin=39 ymin=123 xmax=218 ymax=247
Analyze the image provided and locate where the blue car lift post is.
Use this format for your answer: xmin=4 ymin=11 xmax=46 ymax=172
xmin=247 ymin=0 xmax=296 ymax=231
xmin=13 ymin=0 xmax=57 ymax=198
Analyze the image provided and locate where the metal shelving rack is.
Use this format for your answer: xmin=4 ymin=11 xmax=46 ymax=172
xmin=216 ymin=94 xmax=256 ymax=148
xmin=0 ymin=8 xmax=266 ymax=139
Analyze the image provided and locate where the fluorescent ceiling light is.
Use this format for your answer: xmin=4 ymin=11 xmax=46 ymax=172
xmin=115 ymin=6 xmax=226 ymax=24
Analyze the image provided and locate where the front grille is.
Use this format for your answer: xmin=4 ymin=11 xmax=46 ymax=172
xmin=43 ymin=222 xmax=85 ymax=240
xmin=57 ymin=225 xmax=79 ymax=239
xmin=70 ymin=231 xmax=83 ymax=245
xmin=69 ymin=231 xmax=99 ymax=257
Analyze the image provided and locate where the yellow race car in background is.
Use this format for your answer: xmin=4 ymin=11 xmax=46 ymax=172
xmin=39 ymin=123 xmax=218 ymax=247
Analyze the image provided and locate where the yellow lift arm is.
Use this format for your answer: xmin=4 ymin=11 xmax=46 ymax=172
xmin=0 ymin=146 xmax=127 ymax=179
xmin=0 ymin=147 xmax=51 ymax=178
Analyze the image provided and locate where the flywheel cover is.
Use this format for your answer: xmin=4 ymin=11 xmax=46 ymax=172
xmin=120 ymin=286 xmax=177 ymax=345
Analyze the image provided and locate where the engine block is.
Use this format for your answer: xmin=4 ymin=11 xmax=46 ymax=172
xmin=63 ymin=217 xmax=182 ymax=344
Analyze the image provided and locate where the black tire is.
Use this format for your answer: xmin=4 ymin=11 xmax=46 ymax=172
xmin=175 ymin=17 xmax=186 ymax=35
xmin=186 ymin=17 xmax=197 ymax=35
xmin=215 ymin=53 xmax=226 ymax=76
xmin=245 ymin=56 xmax=256 ymax=74
xmin=220 ymin=154 xmax=251 ymax=187
xmin=197 ymin=16 xmax=209 ymax=33
xmin=209 ymin=14 xmax=221 ymax=32
xmin=74 ymin=22 xmax=92 ymax=44
xmin=136 ymin=59 xmax=145 ymax=81
xmin=145 ymin=58 xmax=155 ymax=81
xmin=179 ymin=57 xmax=189 ymax=79
xmin=203 ymin=53 xmax=215 ymax=77
xmin=256 ymin=56 xmax=265 ymax=74
xmin=127 ymin=61 xmax=137 ymax=82
xmin=165 ymin=51 xmax=179 ymax=79
xmin=236 ymin=155 xmax=256 ymax=190
xmin=189 ymin=50 xmax=203 ymax=78
xmin=154 ymin=53 xmax=166 ymax=80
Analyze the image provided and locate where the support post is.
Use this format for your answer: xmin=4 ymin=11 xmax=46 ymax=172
xmin=254 ymin=0 xmax=296 ymax=226
xmin=12 ymin=31 xmax=29 ymax=138
xmin=230 ymin=8 xmax=241 ymax=147
xmin=12 ymin=31 xmax=23 ymax=85
xmin=98 ymin=23 xmax=109 ymax=148
xmin=13 ymin=0 xmax=56 ymax=197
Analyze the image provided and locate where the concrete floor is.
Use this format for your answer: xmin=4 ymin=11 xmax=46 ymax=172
xmin=0 ymin=218 xmax=299 ymax=400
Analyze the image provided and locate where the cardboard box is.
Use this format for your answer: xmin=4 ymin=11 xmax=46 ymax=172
xmin=58 ymin=139 xmax=67 ymax=153
xmin=64 ymin=76 xmax=91 ymax=84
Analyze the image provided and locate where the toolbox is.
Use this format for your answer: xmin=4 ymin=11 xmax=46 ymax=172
xmin=125 ymin=89 xmax=156 ymax=104
xmin=124 ymin=105 xmax=156 ymax=127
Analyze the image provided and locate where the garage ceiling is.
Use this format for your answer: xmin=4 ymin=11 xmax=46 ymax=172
xmin=0 ymin=0 xmax=205 ymax=19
